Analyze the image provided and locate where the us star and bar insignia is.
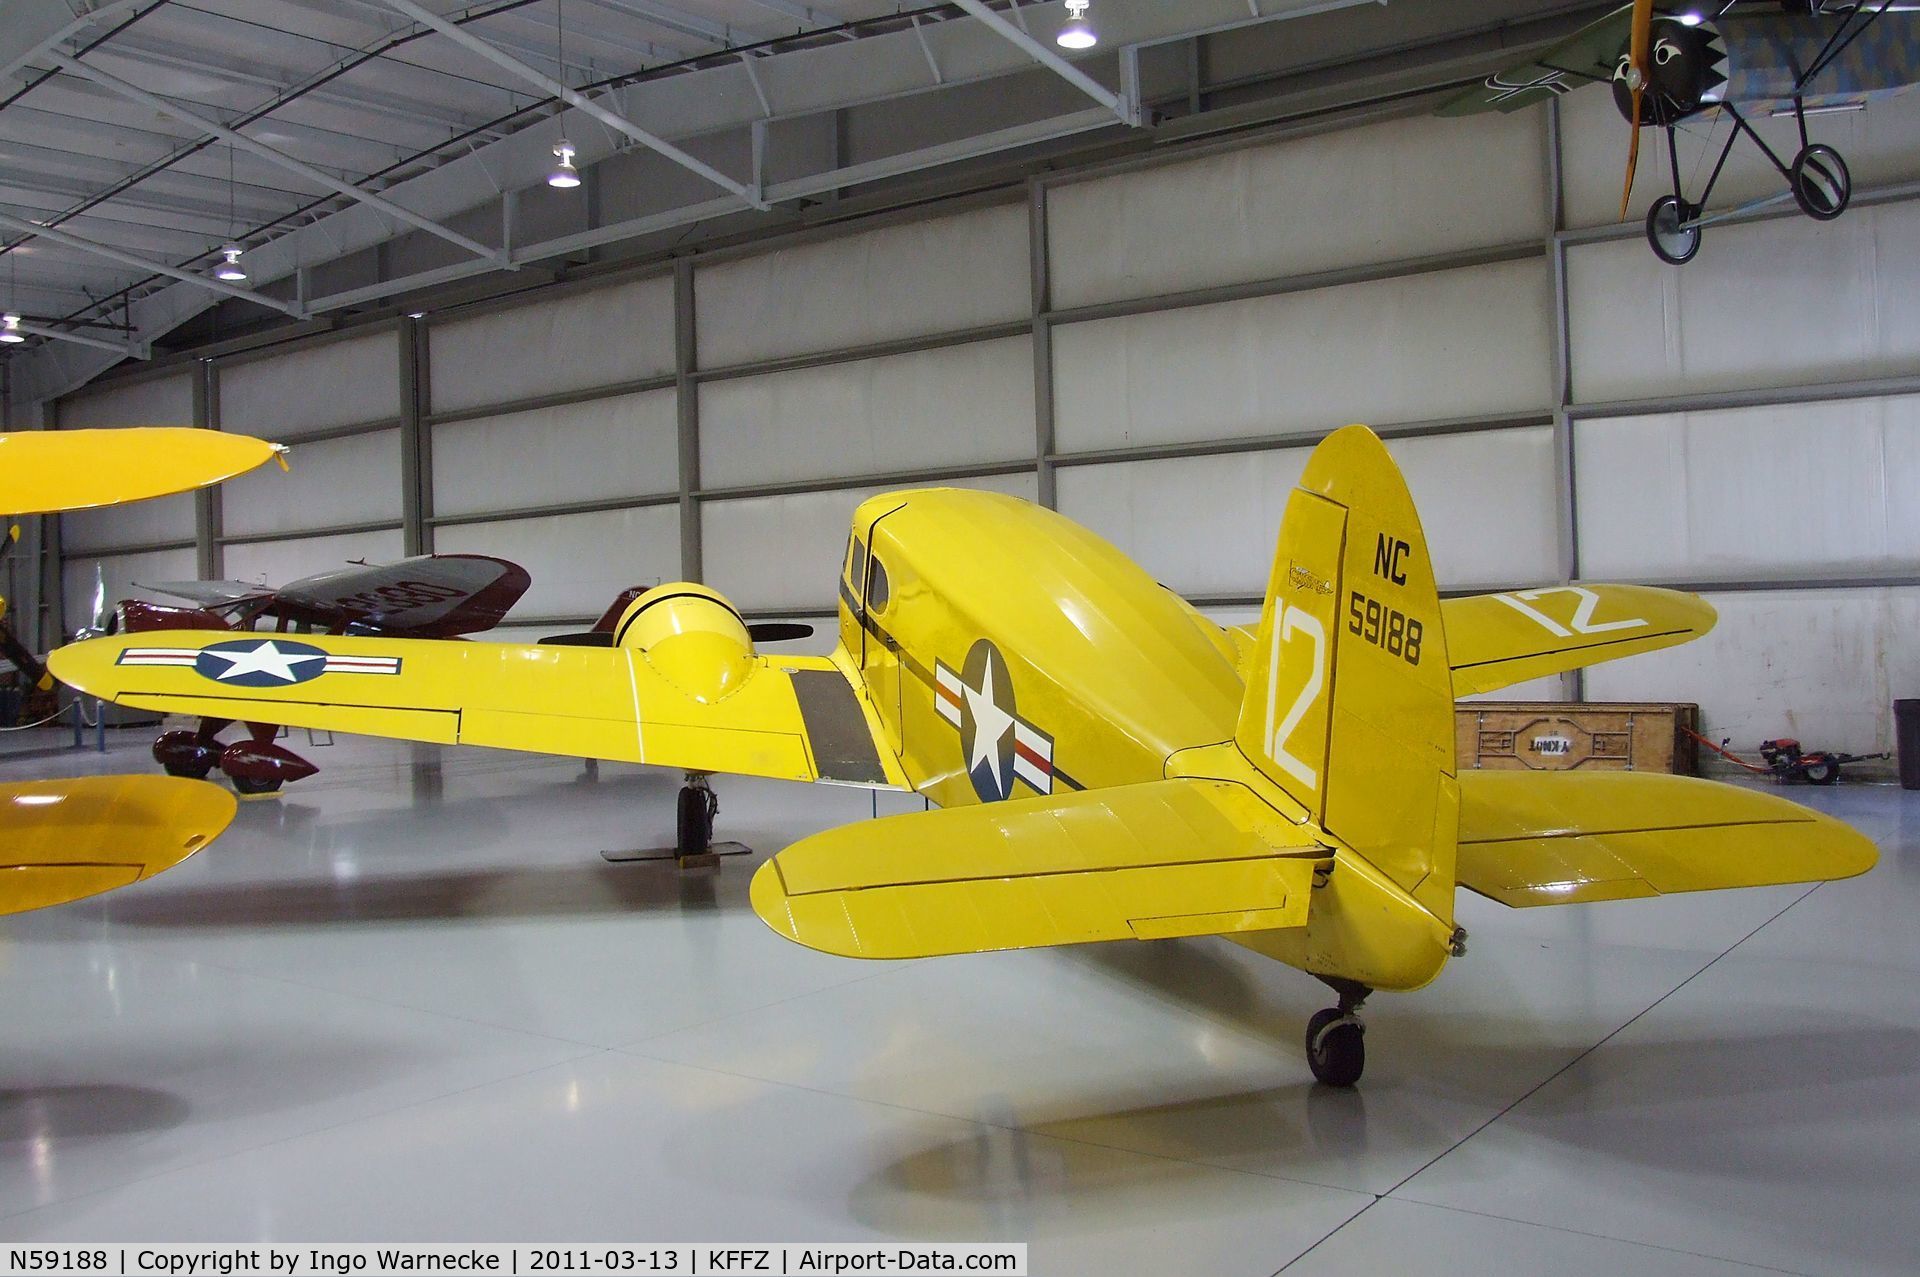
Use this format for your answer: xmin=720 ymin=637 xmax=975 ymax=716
xmin=934 ymin=638 xmax=1055 ymax=802
xmin=117 ymin=637 xmax=401 ymax=688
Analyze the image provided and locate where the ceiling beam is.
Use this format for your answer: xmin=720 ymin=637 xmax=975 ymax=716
xmin=378 ymin=0 xmax=769 ymax=210
xmin=946 ymin=0 xmax=1142 ymax=127
xmin=0 ymin=208 xmax=306 ymax=318
xmin=49 ymin=51 xmax=513 ymax=268
xmin=6 ymin=316 xmax=148 ymax=360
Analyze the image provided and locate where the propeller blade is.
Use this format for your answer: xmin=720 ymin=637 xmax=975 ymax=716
xmin=747 ymin=622 xmax=815 ymax=644
xmin=87 ymin=564 xmax=108 ymax=637
xmin=0 ymin=620 xmax=52 ymax=692
xmin=1619 ymin=0 xmax=1657 ymax=221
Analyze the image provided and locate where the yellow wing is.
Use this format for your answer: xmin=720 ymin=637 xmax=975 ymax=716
xmin=751 ymin=779 xmax=1330 ymax=959
xmin=0 ymin=428 xmax=283 ymax=515
xmin=1445 ymin=585 xmax=1715 ymax=697
xmin=1 ymin=776 xmax=234 ymax=915
xmin=1456 ymin=771 xmax=1877 ymax=907
xmin=48 ymin=631 xmax=908 ymax=788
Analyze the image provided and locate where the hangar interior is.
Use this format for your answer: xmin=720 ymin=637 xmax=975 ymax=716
xmin=2 ymin=1 xmax=1918 ymax=1273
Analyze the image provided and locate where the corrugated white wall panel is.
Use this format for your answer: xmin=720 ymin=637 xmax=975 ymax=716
xmin=63 ymin=547 xmax=198 ymax=629
xmin=1568 ymin=201 xmax=1920 ymax=403
xmin=696 ymin=203 xmax=1030 ymax=366
xmin=703 ymin=472 xmax=1040 ymax=612
xmin=222 ymin=429 xmax=402 ymax=538
xmin=433 ymin=505 xmax=679 ymax=619
xmin=221 ymin=529 xmax=405 ymax=594
xmin=1049 ymin=111 xmax=1549 ymax=308
xmin=431 ymin=390 xmax=678 ymax=519
xmin=1584 ymin=587 xmax=1920 ymax=754
xmin=219 ymin=333 xmax=400 ymax=437
xmin=59 ymin=374 xmax=193 ymax=428
xmin=1057 ymin=428 xmax=1558 ymax=596
xmin=429 ymin=277 xmax=674 ymax=413
xmin=1561 ymin=85 xmax=1920 ymax=230
xmin=699 ymin=338 xmax=1035 ymax=489
xmin=61 ymin=493 xmax=195 ymax=554
xmin=1053 ymin=260 xmax=1554 ymax=453
xmin=1577 ymin=397 xmax=1920 ymax=580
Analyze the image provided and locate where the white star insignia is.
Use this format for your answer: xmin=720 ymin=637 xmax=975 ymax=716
xmin=204 ymin=640 xmax=326 ymax=683
xmin=963 ymin=657 xmax=1016 ymax=795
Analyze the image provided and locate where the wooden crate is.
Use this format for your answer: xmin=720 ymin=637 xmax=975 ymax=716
xmin=1456 ymin=702 xmax=1700 ymax=775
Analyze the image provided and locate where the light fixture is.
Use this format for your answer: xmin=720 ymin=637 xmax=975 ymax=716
xmin=548 ymin=140 xmax=582 ymax=188
xmin=1057 ymin=0 xmax=1097 ymax=49
xmin=0 ymin=313 xmax=24 ymax=344
xmin=407 ymin=311 xmax=426 ymax=320
xmin=214 ymin=244 xmax=248 ymax=281
xmin=1677 ymin=11 xmax=1704 ymax=26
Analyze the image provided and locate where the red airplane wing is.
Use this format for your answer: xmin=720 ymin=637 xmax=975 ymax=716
xmin=271 ymin=554 xmax=530 ymax=637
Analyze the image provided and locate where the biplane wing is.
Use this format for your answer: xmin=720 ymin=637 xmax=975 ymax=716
xmin=1 ymin=776 xmax=235 ymax=915
xmin=0 ymin=428 xmax=283 ymax=515
xmin=1439 ymin=3 xmax=1637 ymax=116
xmin=1456 ymin=770 xmax=1876 ymax=907
xmin=47 ymin=630 xmax=910 ymax=788
xmin=1230 ymin=583 xmax=1714 ymax=699
xmin=751 ymin=779 xmax=1329 ymax=960
xmin=142 ymin=579 xmax=273 ymax=609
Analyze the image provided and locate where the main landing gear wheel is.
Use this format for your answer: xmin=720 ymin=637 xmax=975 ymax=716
xmin=1646 ymin=195 xmax=1702 ymax=265
xmin=231 ymin=774 xmax=283 ymax=795
xmin=1790 ymin=143 xmax=1851 ymax=221
xmin=162 ymin=758 xmax=214 ymax=780
xmin=676 ymin=779 xmax=718 ymax=857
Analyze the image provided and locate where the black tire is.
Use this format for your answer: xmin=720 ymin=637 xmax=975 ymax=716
xmin=1803 ymin=759 xmax=1840 ymax=786
xmin=1305 ymin=1008 xmax=1365 ymax=1088
xmin=1646 ymin=195 xmax=1701 ymax=265
xmin=162 ymin=757 xmax=214 ymax=780
xmin=231 ymin=774 xmax=282 ymax=795
xmin=676 ymin=787 xmax=713 ymax=856
xmin=1790 ymin=144 xmax=1851 ymax=221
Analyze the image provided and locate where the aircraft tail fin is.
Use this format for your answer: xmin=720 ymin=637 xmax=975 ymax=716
xmin=1232 ymin=425 xmax=1459 ymax=919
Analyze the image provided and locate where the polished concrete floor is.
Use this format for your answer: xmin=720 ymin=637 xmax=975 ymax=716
xmin=1 ymin=728 xmax=1915 ymax=1275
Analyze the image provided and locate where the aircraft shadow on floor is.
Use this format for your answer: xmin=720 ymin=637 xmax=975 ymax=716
xmin=0 ymin=1084 xmax=190 ymax=1143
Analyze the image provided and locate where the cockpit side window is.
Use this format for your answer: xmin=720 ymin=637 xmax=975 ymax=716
xmin=867 ymin=556 xmax=891 ymax=614
xmin=847 ymin=537 xmax=868 ymax=601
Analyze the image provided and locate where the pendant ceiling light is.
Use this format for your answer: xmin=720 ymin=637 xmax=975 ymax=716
xmin=1057 ymin=0 xmax=1097 ymax=50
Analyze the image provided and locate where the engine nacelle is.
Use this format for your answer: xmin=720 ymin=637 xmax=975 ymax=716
xmin=614 ymin=583 xmax=757 ymax=704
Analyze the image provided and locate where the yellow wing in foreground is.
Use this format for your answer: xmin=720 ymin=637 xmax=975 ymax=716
xmin=1456 ymin=771 xmax=1877 ymax=908
xmin=48 ymin=631 xmax=907 ymax=788
xmin=0 ymin=428 xmax=283 ymax=515
xmin=1 ymin=776 xmax=235 ymax=915
xmin=1444 ymin=585 xmax=1715 ymax=698
xmin=751 ymin=779 xmax=1330 ymax=960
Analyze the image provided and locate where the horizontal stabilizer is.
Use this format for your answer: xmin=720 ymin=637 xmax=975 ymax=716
xmin=751 ymin=779 xmax=1329 ymax=960
xmin=1456 ymin=771 xmax=1877 ymax=907
xmin=1445 ymin=585 xmax=1715 ymax=698
xmin=1 ymin=776 xmax=234 ymax=915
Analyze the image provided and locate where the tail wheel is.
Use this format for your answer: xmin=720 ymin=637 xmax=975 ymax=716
xmin=1305 ymin=1008 xmax=1366 ymax=1088
xmin=1790 ymin=144 xmax=1851 ymax=221
xmin=1803 ymin=759 xmax=1840 ymax=786
xmin=1646 ymin=194 xmax=1701 ymax=265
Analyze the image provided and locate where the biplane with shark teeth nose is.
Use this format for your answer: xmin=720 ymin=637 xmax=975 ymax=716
xmin=1445 ymin=0 xmax=1920 ymax=263
xmin=47 ymin=425 xmax=1877 ymax=1088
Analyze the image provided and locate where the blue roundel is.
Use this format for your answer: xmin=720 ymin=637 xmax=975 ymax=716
xmin=194 ymin=638 xmax=331 ymax=688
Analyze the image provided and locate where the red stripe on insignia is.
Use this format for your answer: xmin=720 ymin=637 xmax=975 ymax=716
xmin=935 ymin=683 xmax=963 ymax=707
xmin=1014 ymin=740 xmax=1051 ymax=773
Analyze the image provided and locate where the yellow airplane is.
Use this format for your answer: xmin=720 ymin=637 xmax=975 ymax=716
xmin=46 ymin=426 xmax=1874 ymax=1085
xmin=1 ymin=426 xmax=285 ymax=917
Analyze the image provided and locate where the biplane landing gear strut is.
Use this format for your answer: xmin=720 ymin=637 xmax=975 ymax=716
xmin=676 ymin=773 xmax=719 ymax=859
xmin=1306 ymin=977 xmax=1371 ymax=1088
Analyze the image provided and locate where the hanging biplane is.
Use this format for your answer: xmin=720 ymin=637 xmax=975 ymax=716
xmin=106 ymin=553 xmax=529 ymax=792
xmin=47 ymin=425 xmax=1877 ymax=1086
xmin=1444 ymin=1 xmax=1920 ymax=262
xmin=0 ymin=427 xmax=283 ymax=916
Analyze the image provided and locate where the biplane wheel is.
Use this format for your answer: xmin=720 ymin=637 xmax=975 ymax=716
xmin=1305 ymin=1008 xmax=1366 ymax=1088
xmin=1646 ymin=195 xmax=1701 ymax=265
xmin=1803 ymin=759 xmax=1840 ymax=786
xmin=1789 ymin=144 xmax=1851 ymax=221
xmin=231 ymin=774 xmax=283 ymax=796
xmin=162 ymin=758 xmax=214 ymax=780
xmin=676 ymin=785 xmax=716 ymax=857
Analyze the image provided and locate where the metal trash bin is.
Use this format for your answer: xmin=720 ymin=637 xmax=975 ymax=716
xmin=1897 ymin=699 xmax=1920 ymax=791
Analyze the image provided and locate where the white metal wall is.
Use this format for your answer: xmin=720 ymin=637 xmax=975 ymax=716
xmin=55 ymin=93 xmax=1920 ymax=752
